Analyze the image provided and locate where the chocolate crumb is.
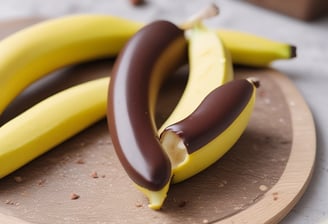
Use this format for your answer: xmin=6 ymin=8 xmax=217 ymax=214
xmin=4 ymin=200 xmax=19 ymax=206
xmin=14 ymin=176 xmax=23 ymax=183
xmin=70 ymin=193 xmax=80 ymax=200
xmin=178 ymin=200 xmax=187 ymax=208
xmin=272 ymin=192 xmax=279 ymax=201
xmin=135 ymin=201 xmax=143 ymax=208
xmin=76 ymin=159 xmax=85 ymax=164
xmin=37 ymin=179 xmax=46 ymax=186
xmin=91 ymin=171 xmax=99 ymax=178
xmin=5 ymin=200 xmax=13 ymax=205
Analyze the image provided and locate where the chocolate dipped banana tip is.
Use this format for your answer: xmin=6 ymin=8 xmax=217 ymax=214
xmin=160 ymin=79 xmax=258 ymax=183
xmin=161 ymin=79 xmax=256 ymax=155
xmin=107 ymin=19 xmax=187 ymax=195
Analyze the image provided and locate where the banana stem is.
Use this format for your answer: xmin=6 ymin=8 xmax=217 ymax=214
xmin=180 ymin=3 xmax=219 ymax=29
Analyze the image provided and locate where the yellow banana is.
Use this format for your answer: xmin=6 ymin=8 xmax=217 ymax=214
xmin=0 ymin=12 xmax=293 ymax=210
xmin=160 ymin=78 xmax=259 ymax=183
xmin=158 ymin=24 xmax=233 ymax=133
xmin=0 ymin=14 xmax=142 ymax=115
xmin=217 ymin=29 xmax=296 ymax=67
xmin=0 ymin=14 xmax=295 ymax=115
xmin=0 ymin=77 xmax=109 ymax=178
xmin=0 ymin=14 xmax=296 ymax=114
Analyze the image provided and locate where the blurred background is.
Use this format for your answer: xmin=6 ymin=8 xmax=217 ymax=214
xmin=0 ymin=0 xmax=327 ymax=223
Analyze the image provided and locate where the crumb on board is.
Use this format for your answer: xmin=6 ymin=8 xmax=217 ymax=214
xmin=259 ymin=184 xmax=268 ymax=191
xmin=178 ymin=200 xmax=187 ymax=208
xmin=272 ymin=192 xmax=279 ymax=201
xmin=135 ymin=201 xmax=143 ymax=208
xmin=37 ymin=179 xmax=46 ymax=186
xmin=4 ymin=200 xmax=20 ymax=206
xmin=91 ymin=171 xmax=99 ymax=178
xmin=14 ymin=176 xmax=23 ymax=183
xmin=70 ymin=193 xmax=80 ymax=200
xmin=76 ymin=159 xmax=85 ymax=164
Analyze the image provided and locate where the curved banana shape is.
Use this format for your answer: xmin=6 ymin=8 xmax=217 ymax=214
xmin=107 ymin=20 xmax=188 ymax=210
xmin=160 ymin=78 xmax=259 ymax=183
xmin=0 ymin=77 xmax=109 ymax=179
xmin=158 ymin=24 xmax=233 ymax=133
xmin=0 ymin=14 xmax=296 ymax=115
xmin=0 ymin=13 xmax=294 ymax=211
xmin=0 ymin=14 xmax=142 ymax=114
xmin=217 ymin=29 xmax=296 ymax=67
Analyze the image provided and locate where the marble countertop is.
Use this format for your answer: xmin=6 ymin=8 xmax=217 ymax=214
xmin=1 ymin=0 xmax=328 ymax=223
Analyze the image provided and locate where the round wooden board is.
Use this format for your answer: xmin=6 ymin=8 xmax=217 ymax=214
xmin=0 ymin=18 xmax=316 ymax=224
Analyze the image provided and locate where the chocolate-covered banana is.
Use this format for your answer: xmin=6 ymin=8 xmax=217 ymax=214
xmin=107 ymin=20 xmax=187 ymax=209
xmin=160 ymin=78 xmax=259 ymax=183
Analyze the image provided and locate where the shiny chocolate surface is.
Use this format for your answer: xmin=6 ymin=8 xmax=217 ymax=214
xmin=164 ymin=79 xmax=254 ymax=154
xmin=107 ymin=20 xmax=187 ymax=190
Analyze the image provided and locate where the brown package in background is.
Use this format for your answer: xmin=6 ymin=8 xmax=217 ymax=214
xmin=247 ymin=0 xmax=328 ymax=20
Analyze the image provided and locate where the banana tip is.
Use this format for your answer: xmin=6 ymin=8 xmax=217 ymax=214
xmin=290 ymin=45 xmax=297 ymax=58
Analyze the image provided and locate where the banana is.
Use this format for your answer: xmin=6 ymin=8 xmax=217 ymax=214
xmin=107 ymin=20 xmax=188 ymax=210
xmin=0 ymin=11 xmax=293 ymax=210
xmin=0 ymin=14 xmax=142 ymax=115
xmin=217 ymin=29 xmax=296 ymax=67
xmin=0 ymin=77 xmax=109 ymax=178
xmin=0 ymin=14 xmax=295 ymax=115
xmin=160 ymin=78 xmax=259 ymax=183
xmin=158 ymin=24 xmax=233 ymax=133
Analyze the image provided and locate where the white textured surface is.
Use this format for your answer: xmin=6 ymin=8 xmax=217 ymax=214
xmin=0 ymin=0 xmax=327 ymax=223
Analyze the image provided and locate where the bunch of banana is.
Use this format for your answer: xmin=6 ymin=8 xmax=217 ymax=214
xmin=0 ymin=6 xmax=296 ymax=210
xmin=0 ymin=12 xmax=297 ymax=115
xmin=107 ymin=11 xmax=260 ymax=208
xmin=0 ymin=14 xmax=142 ymax=179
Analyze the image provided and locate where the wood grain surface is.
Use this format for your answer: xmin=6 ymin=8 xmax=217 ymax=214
xmin=0 ymin=18 xmax=316 ymax=224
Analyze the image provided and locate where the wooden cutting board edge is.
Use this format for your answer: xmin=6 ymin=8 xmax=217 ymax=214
xmin=221 ymin=70 xmax=316 ymax=224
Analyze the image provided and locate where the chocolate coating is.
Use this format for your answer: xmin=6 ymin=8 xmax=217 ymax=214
xmin=163 ymin=79 xmax=255 ymax=154
xmin=107 ymin=21 xmax=187 ymax=190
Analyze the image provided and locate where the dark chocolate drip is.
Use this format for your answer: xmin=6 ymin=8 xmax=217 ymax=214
xmin=107 ymin=21 xmax=187 ymax=190
xmin=164 ymin=79 xmax=254 ymax=154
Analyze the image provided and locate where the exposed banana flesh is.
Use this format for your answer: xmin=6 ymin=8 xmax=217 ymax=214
xmin=0 ymin=77 xmax=109 ymax=178
xmin=160 ymin=79 xmax=259 ymax=183
xmin=0 ymin=14 xmax=142 ymax=115
xmin=158 ymin=24 xmax=233 ymax=133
